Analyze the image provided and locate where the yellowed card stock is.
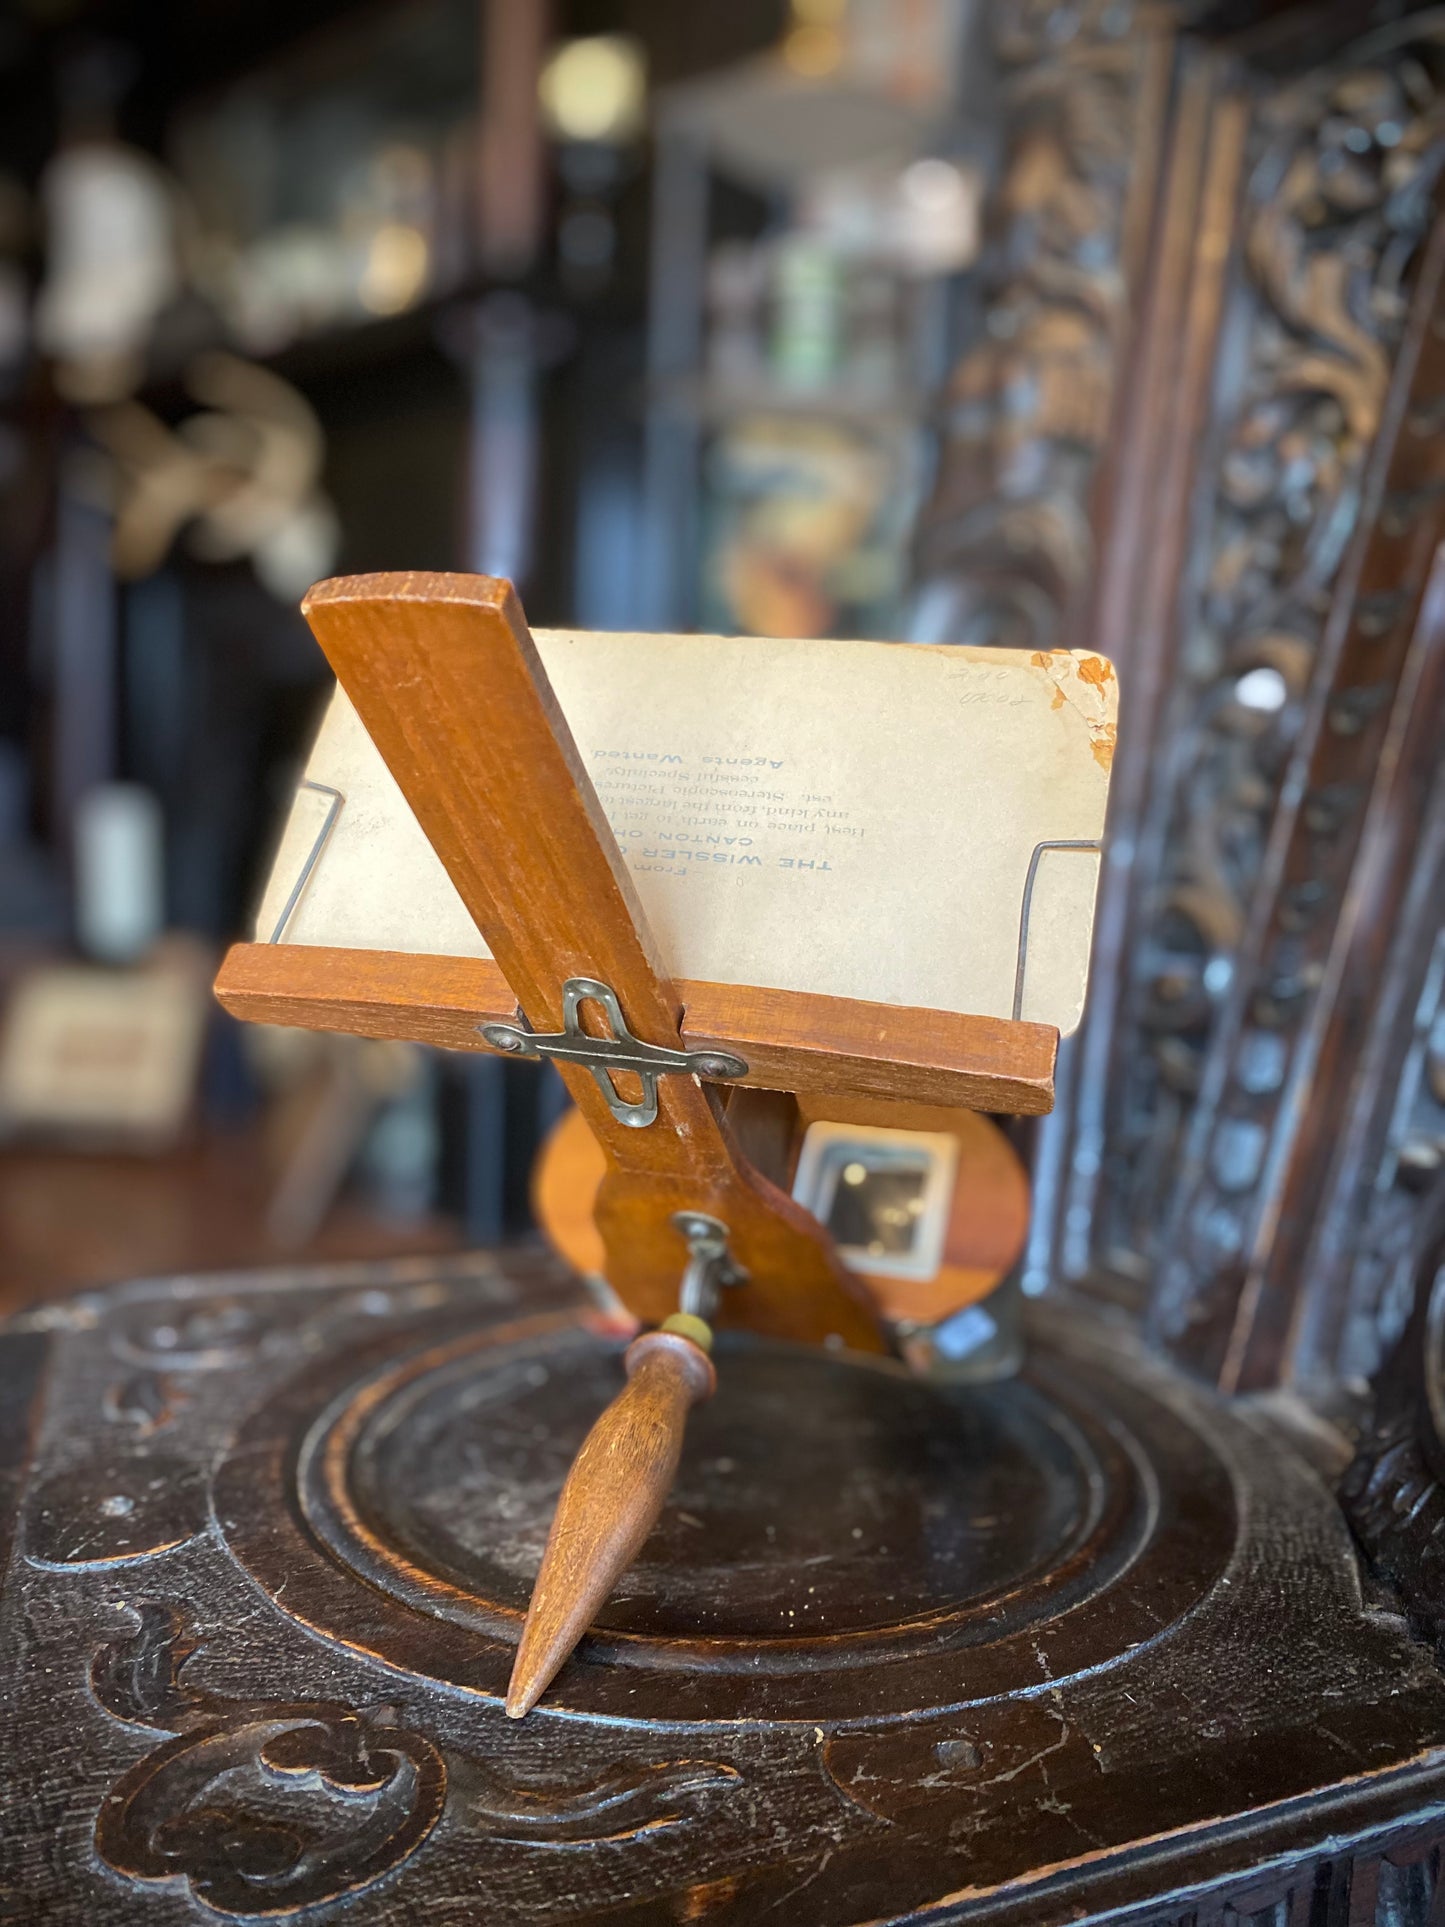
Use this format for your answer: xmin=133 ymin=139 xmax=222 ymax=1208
xmin=255 ymin=633 xmax=1117 ymax=1034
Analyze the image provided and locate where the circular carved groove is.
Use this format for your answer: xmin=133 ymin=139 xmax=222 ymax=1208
xmin=216 ymin=1308 xmax=1238 ymax=1726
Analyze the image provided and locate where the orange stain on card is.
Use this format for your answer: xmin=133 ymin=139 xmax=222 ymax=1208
xmin=1076 ymin=655 xmax=1115 ymax=689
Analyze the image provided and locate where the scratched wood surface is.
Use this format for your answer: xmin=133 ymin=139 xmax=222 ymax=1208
xmin=6 ymin=1253 xmax=1445 ymax=1923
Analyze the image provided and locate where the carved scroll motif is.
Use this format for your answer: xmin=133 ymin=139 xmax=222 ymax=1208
xmin=92 ymin=1604 xmax=447 ymax=1917
xmin=1142 ymin=230 xmax=1445 ymax=1385
xmin=90 ymin=1603 xmax=747 ymax=1915
xmin=1094 ymin=24 xmax=1445 ymax=1288
xmin=465 ymin=1759 xmax=742 ymax=1846
xmin=909 ymin=0 xmax=1163 ymax=650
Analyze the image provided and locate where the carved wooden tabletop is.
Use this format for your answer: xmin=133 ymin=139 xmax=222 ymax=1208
xmin=4 ymin=1250 xmax=1445 ymax=1924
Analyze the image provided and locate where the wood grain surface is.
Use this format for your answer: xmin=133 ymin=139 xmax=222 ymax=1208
xmin=532 ymin=1101 xmax=1030 ymax=1325
xmin=505 ymin=1326 xmax=716 ymax=1718
xmin=293 ymin=573 xmax=885 ymax=1351
xmin=214 ymin=942 xmax=1059 ymax=1115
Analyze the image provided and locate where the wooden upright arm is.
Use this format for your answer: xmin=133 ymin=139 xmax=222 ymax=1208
xmin=299 ymin=572 xmax=884 ymax=1351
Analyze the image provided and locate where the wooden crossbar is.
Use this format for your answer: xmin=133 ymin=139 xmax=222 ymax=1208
xmin=215 ymin=941 xmax=1059 ymax=1116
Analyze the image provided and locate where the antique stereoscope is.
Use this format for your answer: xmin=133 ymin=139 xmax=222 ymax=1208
xmin=8 ymin=7 xmax=1445 ymax=1916
xmin=220 ymin=572 xmax=1115 ymax=1715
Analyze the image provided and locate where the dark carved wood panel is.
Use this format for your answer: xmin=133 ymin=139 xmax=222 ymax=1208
xmin=909 ymin=0 xmax=1175 ymax=653
xmin=1033 ymin=43 xmax=1249 ymax=1301
xmin=1265 ymin=559 xmax=1445 ymax=1392
xmin=1310 ymin=874 xmax=1445 ymax=1387
xmin=1044 ymin=18 xmax=1445 ymax=1364
xmin=6 ymin=1253 xmax=1445 ymax=1922
xmin=1148 ymin=209 xmax=1445 ymax=1387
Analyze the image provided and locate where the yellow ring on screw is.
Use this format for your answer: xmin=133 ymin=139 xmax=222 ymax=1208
xmin=660 ymin=1312 xmax=714 ymax=1353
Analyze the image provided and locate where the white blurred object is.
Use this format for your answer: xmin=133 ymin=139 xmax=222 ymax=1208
xmin=540 ymin=36 xmax=647 ymax=145
xmin=88 ymin=351 xmax=341 ymax=599
xmin=358 ymin=222 xmax=430 ymax=316
xmin=1234 ymin=665 xmax=1289 ymax=713
xmin=355 ymin=145 xmax=438 ymax=318
xmin=226 ymin=225 xmax=355 ymax=354
xmin=844 ymin=0 xmax=970 ymax=107
xmin=252 ymin=496 xmax=343 ymax=602
xmin=181 ymin=352 xmax=340 ymax=597
xmin=800 ymin=159 xmax=981 ymax=273
xmin=73 ymin=782 xmax=165 ymax=965
xmin=36 ymin=144 xmax=179 ymax=402
xmin=894 ymin=157 xmax=980 ymax=274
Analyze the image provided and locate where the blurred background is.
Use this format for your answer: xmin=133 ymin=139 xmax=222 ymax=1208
xmin=0 ymin=0 xmax=1004 ymax=1310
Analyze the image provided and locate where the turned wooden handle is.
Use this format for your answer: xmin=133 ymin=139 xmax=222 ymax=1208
xmin=506 ymin=1330 xmax=715 ymax=1718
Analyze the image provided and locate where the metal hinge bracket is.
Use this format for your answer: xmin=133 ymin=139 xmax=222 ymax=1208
xmin=479 ymin=977 xmax=748 ymax=1129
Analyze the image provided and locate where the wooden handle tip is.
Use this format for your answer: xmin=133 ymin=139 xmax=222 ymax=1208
xmin=503 ymin=1334 xmax=714 ymax=1719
